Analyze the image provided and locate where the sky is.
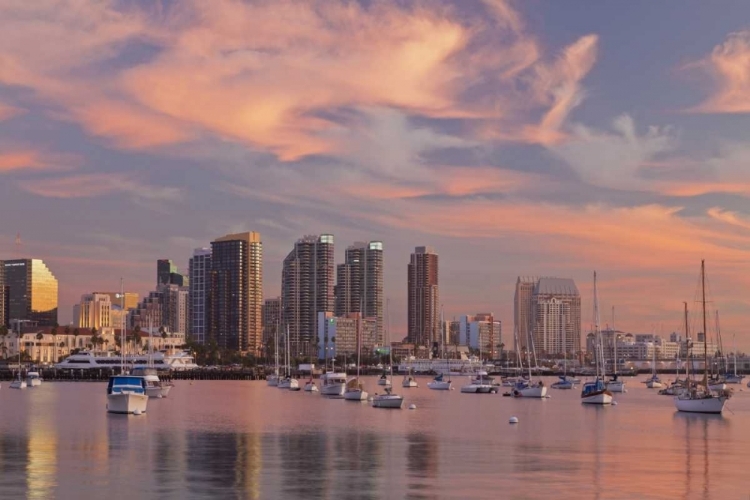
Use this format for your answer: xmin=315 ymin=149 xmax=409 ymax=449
xmin=2 ymin=0 xmax=750 ymax=346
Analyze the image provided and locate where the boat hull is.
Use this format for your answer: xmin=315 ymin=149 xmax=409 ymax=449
xmin=321 ymin=383 xmax=346 ymax=396
xmin=377 ymin=379 xmax=391 ymax=387
xmin=26 ymin=378 xmax=42 ymax=387
xmin=708 ymin=383 xmax=727 ymax=392
xmin=277 ymin=378 xmax=299 ymax=390
xmin=303 ymin=382 xmax=319 ymax=392
xmin=372 ymin=395 xmax=404 ymax=408
xmin=512 ymin=385 xmax=548 ymax=398
xmin=551 ymin=382 xmax=573 ymax=390
xmin=427 ymin=381 xmax=452 ymax=390
xmin=646 ymin=380 xmax=663 ymax=389
xmin=402 ymin=378 xmax=418 ymax=388
xmin=674 ymin=395 xmax=726 ymax=414
xmin=146 ymin=387 xmax=163 ymax=398
xmin=460 ymin=384 xmax=496 ymax=394
xmin=581 ymin=390 xmax=613 ymax=405
xmin=9 ymin=380 xmax=26 ymax=389
xmin=344 ymin=389 xmax=368 ymax=401
xmin=107 ymin=393 xmax=148 ymax=414
xmin=606 ymin=381 xmax=626 ymax=393
xmin=160 ymin=384 xmax=172 ymax=398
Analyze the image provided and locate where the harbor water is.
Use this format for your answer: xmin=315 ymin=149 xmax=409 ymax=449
xmin=0 ymin=376 xmax=747 ymax=499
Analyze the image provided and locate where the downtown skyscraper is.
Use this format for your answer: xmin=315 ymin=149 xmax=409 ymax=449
xmin=334 ymin=241 xmax=384 ymax=345
xmin=209 ymin=232 xmax=263 ymax=354
xmin=188 ymin=248 xmax=211 ymax=344
xmin=4 ymin=259 xmax=58 ymax=327
xmin=282 ymin=235 xmax=334 ymax=355
xmin=407 ymin=246 xmax=439 ymax=348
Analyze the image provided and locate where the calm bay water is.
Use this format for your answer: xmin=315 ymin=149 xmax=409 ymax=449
xmin=0 ymin=376 xmax=748 ymax=499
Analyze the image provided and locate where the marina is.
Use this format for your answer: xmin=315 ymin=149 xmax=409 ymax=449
xmin=0 ymin=376 xmax=748 ymax=498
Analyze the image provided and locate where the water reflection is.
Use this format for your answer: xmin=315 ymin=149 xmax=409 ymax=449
xmin=152 ymin=430 xmax=186 ymax=497
xmin=26 ymin=387 xmax=58 ymax=499
xmin=0 ymin=434 xmax=29 ymax=497
xmin=278 ymin=431 xmax=328 ymax=499
xmin=406 ymin=432 xmax=437 ymax=500
xmin=186 ymin=431 xmax=260 ymax=499
xmin=674 ymin=412 xmax=728 ymax=499
xmin=330 ymin=430 xmax=381 ymax=499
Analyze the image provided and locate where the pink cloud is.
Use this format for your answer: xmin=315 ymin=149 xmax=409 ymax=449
xmin=0 ymin=149 xmax=80 ymax=173
xmin=0 ymin=101 xmax=24 ymax=121
xmin=17 ymin=173 xmax=183 ymax=201
xmin=685 ymin=31 xmax=750 ymax=113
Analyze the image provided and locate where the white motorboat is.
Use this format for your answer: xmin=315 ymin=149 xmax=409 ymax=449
xmin=460 ymin=381 xmax=496 ymax=393
xmin=26 ymin=371 xmax=42 ymax=387
xmin=320 ymin=372 xmax=347 ymax=396
xmin=377 ymin=373 xmax=391 ymax=387
xmin=606 ymin=379 xmax=626 ymax=393
xmin=303 ymin=379 xmax=319 ymax=392
xmin=132 ymin=367 xmax=171 ymax=398
xmin=645 ymin=375 xmax=663 ymax=389
xmin=427 ymin=373 xmax=451 ymax=391
xmin=674 ymin=262 xmax=732 ymax=415
xmin=580 ymin=272 xmax=613 ymax=405
xmin=107 ymin=375 xmax=148 ymax=414
xmin=278 ymin=377 xmax=299 ymax=390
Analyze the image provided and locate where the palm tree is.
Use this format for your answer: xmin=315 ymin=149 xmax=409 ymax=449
xmin=64 ymin=325 xmax=71 ymax=336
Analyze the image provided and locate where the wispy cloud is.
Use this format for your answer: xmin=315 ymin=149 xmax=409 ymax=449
xmin=0 ymin=149 xmax=80 ymax=173
xmin=18 ymin=173 xmax=183 ymax=202
xmin=684 ymin=31 xmax=750 ymax=113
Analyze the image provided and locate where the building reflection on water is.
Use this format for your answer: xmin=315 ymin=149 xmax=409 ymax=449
xmin=0 ymin=433 xmax=29 ymax=496
xmin=278 ymin=431 xmax=329 ymax=498
xmin=186 ymin=431 xmax=261 ymax=499
xmin=330 ymin=430 xmax=381 ymax=499
xmin=676 ymin=412 xmax=729 ymax=500
xmin=26 ymin=387 xmax=58 ymax=499
xmin=406 ymin=432 xmax=437 ymax=499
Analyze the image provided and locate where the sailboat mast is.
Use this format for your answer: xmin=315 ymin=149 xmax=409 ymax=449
xmin=120 ymin=278 xmax=125 ymax=374
xmin=612 ymin=306 xmax=616 ymax=376
xmin=701 ymin=260 xmax=708 ymax=387
xmin=683 ymin=302 xmax=690 ymax=381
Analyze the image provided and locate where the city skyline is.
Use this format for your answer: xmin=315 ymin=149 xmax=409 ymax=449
xmin=3 ymin=2 xmax=750 ymax=346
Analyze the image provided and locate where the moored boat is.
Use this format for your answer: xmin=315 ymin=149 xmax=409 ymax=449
xmin=580 ymin=272 xmax=613 ymax=405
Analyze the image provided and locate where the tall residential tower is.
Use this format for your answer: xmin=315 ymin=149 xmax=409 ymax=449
xmin=281 ymin=235 xmax=334 ymax=355
xmin=209 ymin=232 xmax=263 ymax=353
xmin=188 ymin=248 xmax=211 ymax=344
xmin=334 ymin=241 xmax=384 ymax=345
xmin=407 ymin=246 xmax=439 ymax=348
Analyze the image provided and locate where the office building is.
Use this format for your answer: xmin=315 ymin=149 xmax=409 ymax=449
xmin=334 ymin=241 xmax=384 ymax=345
xmin=532 ymin=278 xmax=581 ymax=355
xmin=209 ymin=232 xmax=263 ymax=353
xmin=513 ymin=276 xmax=537 ymax=352
xmin=129 ymin=283 xmax=188 ymax=334
xmin=317 ymin=311 xmax=377 ymax=359
xmin=95 ymin=292 xmax=139 ymax=310
xmin=76 ymin=293 xmax=112 ymax=329
xmin=189 ymin=248 xmax=211 ymax=344
xmin=262 ymin=297 xmax=282 ymax=344
xmin=407 ymin=246 xmax=439 ymax=348
xmin=157 ymin=259 xmax=188 ymax=287
xmin=4 ymin=259 xmax=58 ymax=326
xmin=458 ymin=314 xmax=502 ymax=355
xmin=282 ymin=235 xmax=334 ymax=356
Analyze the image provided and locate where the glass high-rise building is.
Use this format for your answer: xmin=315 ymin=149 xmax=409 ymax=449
xmin=157 ymin=259 xmax=188 ymax=287
xmin=281 ymin=235 xmax=334 ymax=356
xmin=188 ymin=248 xmax=211 ymax=344
xmin=0 ymin=260 xmax=6 ymax=327
xmin=334 ymin=241 xmax=384 ymax=345
xmin=4 ymin=259 xmax=58 ymax=326
xmin=209 ymin=232 xmax=263 ymax=353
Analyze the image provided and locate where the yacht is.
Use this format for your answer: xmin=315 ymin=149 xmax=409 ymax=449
xmin=26 ymin=371 xmax=42 ymax=387
xmin=511 ymin=378 xmax=547 ymax=398
xmin=402 ymin=368 xmax=419 ymax=388
xmin=55 ymin=351 xmax=198 ymax=371
xmin=344 ymin=378 xmax=368 ymax=401
xmin=107 ymin=375 xmax=148 ymax=414
xmin=372 ymin=386 xmax=404 ymax=408
xmin=551 ymin=375 xmax=574 ymax=390
xmin=132 ymin=367 xmax=172 ymax=398
xmin=320 ymin=372 xmax=347 ymax=396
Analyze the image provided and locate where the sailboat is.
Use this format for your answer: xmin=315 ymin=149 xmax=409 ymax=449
xmin=726 ymin=330 xmax=744 ymax=384
xmin=675 ymin=260 xmax=730 ymax=414
xmin=278 ymin=325 xmax=300 ymax=390
xmin=428 ymin=307 xmax=451 ymax=390
xmin=320 ymin=330 xmax=347 ymax=396
xmin=107 ymin=279 xmax=148 ymax=414
xmin=645 ymin=338 xmax=663 ymax=389
xmin=373 ymin=299 xmax=404 ymax=408
xmin=461 ymin=327 xmax=495 ymax=394
xmin=512 ymin=310 xmax=547 ymax=398
xmin=708 ymin=312 xmax=728 ymax=390
xmin=660 ymin=303 xmax=690 ymax=396
xmin=552 ymin=314 xmax=574 ymax=390
xmin=581 ymin=271 xmax=613 ymax=405
xmin=344 ymin=309 xmax=368 ymax=401
xmin=606 ymin=307 xmax=626 ymax=393
xmin=9 ymin=321 xmax=26 ymax=389
xmin=267 ymin=321 xmax=280 ymax=386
